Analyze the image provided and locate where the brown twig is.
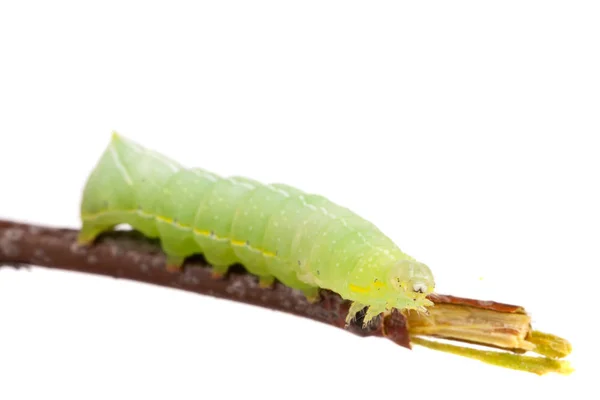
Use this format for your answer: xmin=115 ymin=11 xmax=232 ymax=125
xmin=0 ymin=219 xmax=572 ymax=375
xmin=0 ymin=219 xmax=410 ymax=345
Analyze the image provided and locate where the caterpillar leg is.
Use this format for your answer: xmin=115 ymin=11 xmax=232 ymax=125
xmin=78 ymin=224 xmax=111 ymax=245
xmin=302 ymin=287 xmax=320 ymax=303
xmin=77 ymin=232 xmax=95 ymax=245
xmin=259 ymin=275 xmax=275 ymax=288
xmin=165 ymin=255 xmax=184 ymax=273
xmin=160 ymin=236 xmax=203 ymax=274
xmin=210 ymin=264 xmax=231 ymax=279
xmin=265 ymin=261 xmax=320 ymax=302
xmin=344 ymin=302 xmax=388 ymax=328
xmin=362 ymin=306 xmax=388 ymax=328
xmin=345 ymin=302 xmax=367 ymax=326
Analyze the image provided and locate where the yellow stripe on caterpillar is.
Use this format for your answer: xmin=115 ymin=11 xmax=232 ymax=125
xmin=83 ymin=210 xmax=283 ymax=262
xmin=349 ymin=284 xmax=371 ymax=294
xmin=155 ymin=215 xmax=174 ymax=224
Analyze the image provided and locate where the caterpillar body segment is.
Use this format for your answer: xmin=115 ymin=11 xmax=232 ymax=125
xmin=154 ymin=168 xmax=220 ymax=268
xmin=79 ymin=133 xmax=435 ymax=324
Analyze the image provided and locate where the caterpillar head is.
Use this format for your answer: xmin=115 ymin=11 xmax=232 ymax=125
xmin=388 ymin=259 xmax=435 ymax=311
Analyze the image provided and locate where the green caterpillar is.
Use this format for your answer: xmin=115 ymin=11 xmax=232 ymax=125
xmin=79 ymin=133 xmax=435 ymax=325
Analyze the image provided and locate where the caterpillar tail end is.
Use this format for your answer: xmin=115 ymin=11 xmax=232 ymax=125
xmin=77 ymin=227 xmax=100 ymax=246
xmin=111 ymin=130 xmax=124 ymax=142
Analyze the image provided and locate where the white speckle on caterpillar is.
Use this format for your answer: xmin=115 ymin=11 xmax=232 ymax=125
xmin=273 ymin=187 xmax=289 ymax=197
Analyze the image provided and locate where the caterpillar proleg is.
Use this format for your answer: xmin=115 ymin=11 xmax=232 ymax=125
xmin=79 ymin=133 xmax=435 ymax=325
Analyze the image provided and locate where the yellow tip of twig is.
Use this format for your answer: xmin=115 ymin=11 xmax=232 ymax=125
xmin=411 ymin=336 xmax=574 ymax=376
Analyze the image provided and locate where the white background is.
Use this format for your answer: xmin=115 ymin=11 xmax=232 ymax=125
xmin=0 ymin=1 xmax=597 ymax=399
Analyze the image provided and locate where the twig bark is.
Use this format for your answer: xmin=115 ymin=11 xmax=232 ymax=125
xmin=0 ymin=219 xmax=410 ymax=345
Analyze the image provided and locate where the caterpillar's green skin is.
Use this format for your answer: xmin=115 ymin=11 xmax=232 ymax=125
xmin=79 ymin=133 xmax=435 ymax=324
